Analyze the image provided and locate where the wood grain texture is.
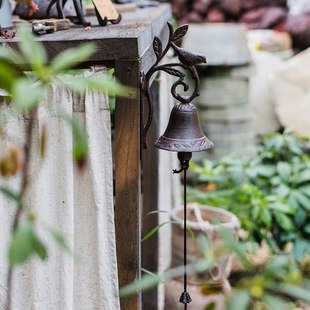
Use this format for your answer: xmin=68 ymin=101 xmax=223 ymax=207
xmin=1 ymin=6 xmax=173 ymax=310
xmin=115 ymin=59 xmax=141 ymax=310
xmin=182 ymin=23 xmax=251 ymax=66
xmin=2 ymin=4 xmax=171 ymax=62
xmin=142 ymin=80 xmax=160 ymax=310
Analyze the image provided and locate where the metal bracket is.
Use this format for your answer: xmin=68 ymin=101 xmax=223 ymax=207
xmin=140 ymin=21 xmax=207 ymax=151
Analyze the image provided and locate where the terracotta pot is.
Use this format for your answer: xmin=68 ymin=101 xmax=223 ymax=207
xmin=170 ymin=202 xmax=240 ymax=284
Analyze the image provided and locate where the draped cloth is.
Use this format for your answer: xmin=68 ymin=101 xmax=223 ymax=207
xmin=0 ymin=68 xmax=120 ymax=310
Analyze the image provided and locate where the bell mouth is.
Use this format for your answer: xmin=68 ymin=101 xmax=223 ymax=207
xmin=154 ymin=135 xmax=214 ymax=153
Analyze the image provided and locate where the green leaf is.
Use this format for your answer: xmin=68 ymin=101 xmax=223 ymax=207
xmin=142 ymin=221 xmax=195 ymax=242
xmin=50 ymin=44 xmax=96 ymax=73
xmin=0 ymin=47 xmax=28 ymax=70
xmin=33 ymin=235 xmax=47 ymax=260
xmin=276 ymin=284 xmax=310 ymax=303
xmin=9 ymin=221 xmax=34 ymax=266
xmin=292 ymin=238 xmax=304 ymax=262
xmin=120 ymin=261 xmax=213 ymax=298
xmin=277 ymin=162 xmax=291 ymax=183
xmin=0 ymin=61 xmax=23 ymax=94
xmin=262 ymin=294 xmax=289 ymax=310
xmin=273 ymin=184 xmax=290 ymax=198
xmin=58 ymin=110 xmax=88 ymax=164
xmin=261 ymin=207 xmax=272 ymax=227
xmin=11 ymin=78 xmax=44 ymax=111
xmin=303 ymin=223 xmax=310 ymax=234
xmin=299 ymin=184 xmax=310 ymax=197
xmin=198 ymin=233 xmax=212 ymax=258
xmin=18 ymin=25 xmax=47 ymax=71
xmin=255 ymin=165 xmax=275 ymax=177
xmin=119 ymin=272 xmax=160 ymax=297
xmin=251 ymin=204 xmax=260 ymax=220
xmin=44 ymin=225 xmax=72 ymax=254
xmin=274 ymin=211 xmax=293 ymax=231
xmin=287 ymin=193 xmax=299 ymax=209
xmin=219 ymin=229 xmax=253 ymax=272
xmin=58 ymin=74 xmax=130 ymax=98
xmin=260 ymin=232 xmax=278 ymax=252
xmin=285 ymin=135 xmax=302 ymax=155
xmin=143 ymin=210 xmax=169 ymax=220
xmin=265 ymin=134 xmax=284 ymax=151
xmin=302 ymin=239 xmax=310 ymax=254
xmin=141 ymin=268 xmax=178 ymax=309
xmin=291 ymin=190 xmax=310 ymax=210
xmin=227 ymin=290 xmax=250 ymax=310
xmin=294 ymin=208 xmax=306 ymax=227
xmin=269 ymin=202 xmax=295 ymax=214
xmin=283 ymin=127 xmax=293 ymax=135
xmin=280 ymin=232 xmax=296 ymax=243
xmin=0 ymin=186 xmax=24 ymax=209
xmin=293 ymin=170 xmax=310 ymax=185
xmin=202 ymin=159 xmax=213 ymax=173
xmin=264 ymin=254 xmax=290 ymax=276
xmin=270 ymin=176 xmax=282 ymax=186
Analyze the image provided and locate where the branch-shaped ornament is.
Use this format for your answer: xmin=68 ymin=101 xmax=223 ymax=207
xmin=140 ymin=22 xmax=207 ymax=149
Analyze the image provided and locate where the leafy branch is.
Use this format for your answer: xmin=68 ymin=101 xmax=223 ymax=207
xmin=0 ymin=25 xmax=129 ymax=309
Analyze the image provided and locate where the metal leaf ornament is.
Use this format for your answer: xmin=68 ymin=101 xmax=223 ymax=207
xmin=171 ymin=24 xmax=188 ymax=41
xmin=162 ymin=67 xmax=185 ymax=78
xmin=140 ymin=21 xmax=207 ymax=149
xmin=153 ymin=37 xmax=162 ymax=60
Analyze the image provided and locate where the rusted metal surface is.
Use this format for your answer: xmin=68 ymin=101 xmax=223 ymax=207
xmin=140 ymin=21 xmax=213 ymax=151
xmin=154 ymin=102 xmax=214 ymax=152
xmin=140 ymin=20 xmax=215 ymax=310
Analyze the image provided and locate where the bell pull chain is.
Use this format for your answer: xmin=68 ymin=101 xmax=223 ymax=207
xmin=173 ymin=152 xmax=192 ymax=309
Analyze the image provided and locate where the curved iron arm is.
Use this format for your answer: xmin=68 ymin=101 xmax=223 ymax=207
xmin=140 ymin=21 xmax=206 ymax=150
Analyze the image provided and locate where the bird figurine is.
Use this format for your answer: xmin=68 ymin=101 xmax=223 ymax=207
xmin=171 ymin=42 xmax=206 ymax=67
xmin=14 ymin=0 xmax=38 ymax=16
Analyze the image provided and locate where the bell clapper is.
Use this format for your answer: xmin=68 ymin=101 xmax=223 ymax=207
xmin=173 ymin=152 xmax=192 ymax=174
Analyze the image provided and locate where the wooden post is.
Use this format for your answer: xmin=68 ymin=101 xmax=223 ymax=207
xmin=115 ymin=59 xmax=142 ymax=310
xmin=142 ymin=80 xmax=160 ymax=310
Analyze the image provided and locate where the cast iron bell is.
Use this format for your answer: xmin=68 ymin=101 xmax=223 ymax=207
xmin=141 ymin=22 xmax=214 ymax=309
xmin=154 ymin=102 xmax=214 ymax=152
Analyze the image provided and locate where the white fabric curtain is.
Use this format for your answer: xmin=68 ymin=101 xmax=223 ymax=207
xmin=0 ymin=68 xmax=120 ymax=310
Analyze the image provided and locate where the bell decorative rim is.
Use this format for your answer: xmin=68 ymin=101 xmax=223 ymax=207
xmin=154 ymin=135 xmax=214 ymax=152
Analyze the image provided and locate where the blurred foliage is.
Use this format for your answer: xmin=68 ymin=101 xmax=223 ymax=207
xmin=120 ymin=231 xmax=310 ymax=310
xmin=217 ymin=231 xmax=310 ymax=310
xmin=189 ymin=128 xmax=310 ymax=262
xmin=0 ymin=25 xmax=129 ymax=268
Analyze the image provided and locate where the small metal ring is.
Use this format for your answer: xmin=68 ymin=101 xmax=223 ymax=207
xmin=2 ymin=28 xmax=17 ymax=39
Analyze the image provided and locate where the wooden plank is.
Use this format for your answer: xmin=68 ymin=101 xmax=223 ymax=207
xmin=85 ymin=3 xmax=137 ymax=16
xmin=142 ymin=80 xmax=160 ymax=310
xmin=198 ymin=65 xmax=255 ymax=78
xmin=192 ymin=145 xmax=257 ymax=162
xmin=201 ymin=121 xmax=253 ymax=134
xmin=3 ymin=4 xmax=171 ymax=62
xmin=182 ymin=23 xmax=251 ymax=66
xmin=195 ymin=77 xmax=249 ymax=107
xmin=115 ymin=59 xmax=141 ymax=310
xmin=199 ymin=105 xmax=252 ymax=122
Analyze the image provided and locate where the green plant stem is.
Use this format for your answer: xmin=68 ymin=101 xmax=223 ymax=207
xmin=6 ymin=110 xmax=35 ymax=310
